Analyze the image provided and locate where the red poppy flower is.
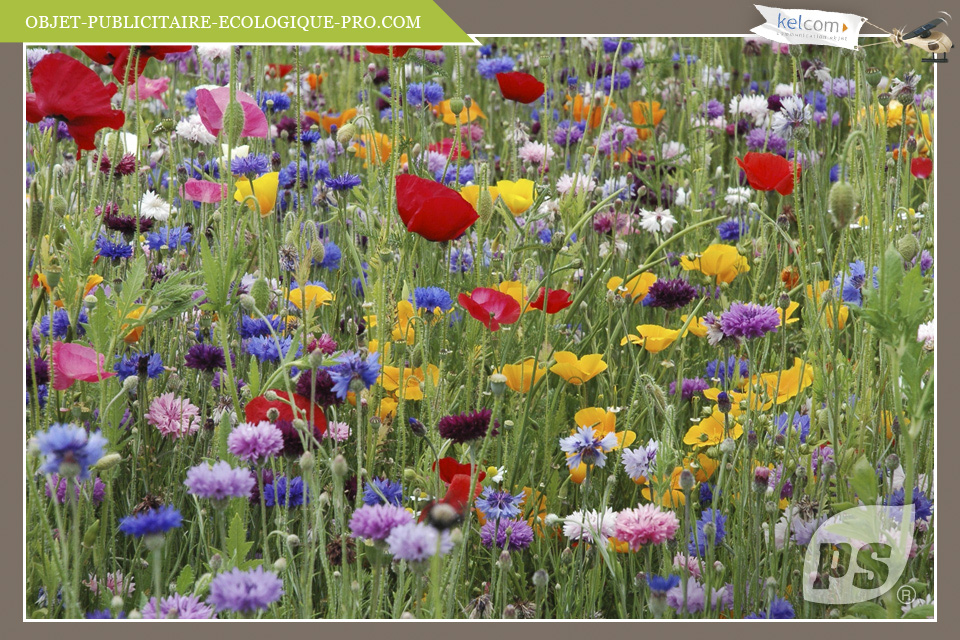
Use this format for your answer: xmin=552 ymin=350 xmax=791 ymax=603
xmin=458 ymin=287 xmax=522 ymax=331
xmin=265 ymin=63 xmax=294 ymax=79
xmin=911 ymin=156 xmax=933 ymax=180
xmin=419 ymin=457 xmax=486 ymax=521
xmin=244 ymin=390 xmax=327 ymax=436
xmin=428 ymin=137 xmax=470 ymax=160
xmin=395 ymin=174 xmax=479 ymax=242
xmin=529 ymin=288 xmax=573 ymax=314
xmin=25 ymin=53 xmax=125 ymax=152
xmin=365 ymin=45 xmax=443 ymax=57
xmin=433 ymin=457 xmax=486 ymax=484
xmin=496 ymin=72 xmax=545 ymax=104
xmin=78 ymin=46 xmax=192 ymax=84
xmin=735 ymin=152 xmax=799 ymax=196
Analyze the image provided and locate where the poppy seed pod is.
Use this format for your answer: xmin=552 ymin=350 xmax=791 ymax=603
xmin=877 ymin=93 xmax=892 ymax=107
xmin=828 ymin=181 xmax=856 ymax=229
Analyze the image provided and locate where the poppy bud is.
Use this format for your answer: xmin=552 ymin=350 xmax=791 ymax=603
xmin=300 ymin=451 xmax=315 ymax=472
xmin=884 ymin=453 xmax=900 ymax=472
xmin=897 ymin=234 xmax=920 ymax=262
xmin=719 ymin=438 xmax=736 ymax=456
xmin=287 ymin=534 xmax=300 ymax=548
xmin=336 ymin=124 xmax=357 ymax=146
xmin=449 ymin=97 xmax=465 ymax=115
xmin=222 ymin=100 xmax=246 ymax=148
xmin=311 ymin=241 xmax=326 ymax=265
xmin=250 ymin=277 xmax=271 ymax=313
xmin=429 ymin=503 xmax=461 ymax=531
xmin=905 ymin=137 xmax=917 ymax=153
xmin=679 ymin=469 xmax=696 ymax=492
xmin=274 ymin=558 xmax=287 ymax=572
xmin=82 ymin=519 xmax=100 ymax=549
xmin=239 ymin=294 xmax=256 ymax=313
xmin=331 ymin=454 xmax=348 ymax=477
xmin=477 ymin=187 xmax=495 ymax=224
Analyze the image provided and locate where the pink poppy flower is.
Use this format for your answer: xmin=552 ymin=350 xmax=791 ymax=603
xmin=181 ymin=178 xmax=226 ymax=203
xmin=195 ymin=87 xmax=268 ymax=139
xmin=128 ymin=76 xmax=170 ymax=108
xmin=51 ymin=342 xmax=116 ymax=391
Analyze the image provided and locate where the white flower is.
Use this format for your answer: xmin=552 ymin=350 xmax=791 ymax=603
xmin=661 ymin=141 xmax=687 ymax=162
xmin=197 ymin=45 xmax=230 ymax=64
xmin=139 ymin=191 xmax=174 ymax=221
xmin=175 ymin=115 xmax=216 ymax=146
xmin=562 ymin=508 xmax=618 ymax=544
xmin=556 ymin=173 xmax=596 ymax=196
xmin=774 ymin=83 xmax=796 ymax=97
xmin=728 ymin=95 xmax=769 ymax=125
xmin=674 ymin=186 xmax=689 ymax=207
xmin=724 ymin=187 xmax=753 ymax=206
xmin=488 ymin=466 xmax=506 ymax=484
xmin=518 ymin=141 xmax=555 ymax=166
xmin=917 ymin=319 xmax=935 ymax=350
xmin=579 ymin=37 xmax=599 ymax=51
xmin=538 ymin=197 xmax=560 ymax=217
xmin=599 ymin=238 xmax=629 ymax=257
xmin=638 ymin=208 xmax=677 ymax=234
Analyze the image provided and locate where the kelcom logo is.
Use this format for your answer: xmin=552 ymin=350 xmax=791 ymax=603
xmin=778 ymin=12 xmax=849 ymax=33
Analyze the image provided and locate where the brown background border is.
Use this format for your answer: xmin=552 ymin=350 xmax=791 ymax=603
xmin=5 ymin=0 xmax=954 ymax=635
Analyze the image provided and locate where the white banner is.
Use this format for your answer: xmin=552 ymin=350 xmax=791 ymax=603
xmin=752 ymin=5 xmax=867 ymax=50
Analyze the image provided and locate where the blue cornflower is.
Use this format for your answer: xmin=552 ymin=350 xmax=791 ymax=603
xmin=647 ymin=574 xmax=680 ymax=594
xmin=603 ymin=38 xmax=635 ymax=54
xmin=256 ymin=90 xmax=291 ymax=113
xmin=475 ymin=487 xmax=525 ymax=521
xmin=689 ymin=508 xmax=727 ymax=555
xmin=146 ymin=226 xmax=192 ymax=251
xmin=315 ymin=241 xmax=342 ymax=270
xmin=313 ymin=160 xmax=331 ymax=181
xmin=559 ymin=426 xmax=618 ymax=470
xmin=264 ymin=476 xmax=307 ymax=508
xmin=436 ymin=164 xmax=474 ymax=184
xmin=363 ymin=478 xmax=404 ymax=506
xmin=804 ymin=90 xmax=828 ymax=112
xmin=299 ymin=129 xmax=322 ymax=145
xmin=886 ymin=487 xmax=933 ymax=521
xmin=834 ymin=260 xmax=878 ymax=307
xmin=412 ymin=287 xmax=453 ymax=314
xmin=38 ymin=308 xmax=87 ymax=340
xmin=329 ymin=351 xmax=381 ymax=400
xmin=231 ymin=154 xmax=271 ymax=177
xmin=602 ymin=71 xmax=632 ymax=93
xmin=278 ymin=160 xmax=311 ymax=189
xmin=478 ymin=44 xmax=492 ymax=57
xmin=27 ymin=384 xmax=49 ymax=410
xmin=449 ymin=248 xmax=474 ymax=273
xmin=96 ymin=235 xmax=133 ymax=260
xmin=745 ymin=596 xmax=795 ymax=619
xmin=705 ymin=357 xmax=749 ymax=385
xmin=239 ymin=315 xmax=283 ymax=339
xmin=775 ymin=412 xmax=811 ymax=444
xmin=477 ymin=56 xmax=515 ymax=79
xmin=119 ymin=505 xmax=182 ymax=538
xmin=86 ymin=609 xmax=126 ymax=619
xmin=183 ymin=87 xmax=198 ymax=110
xmin=717 ymin=219 xmax=749 ymax=241
xmin=114 ymin=351 xmax=164 ymax=381
xmin=829 ymin=164 xmax=840 ymax=182
xmin=326 ymin=173 xmax=363 ymax=191
xmin=699 ymin=483 xmax=716 ymax=505
xmin=244 ymin=335 xmax=295 ymax=363
xmin=538 ymin=228 xmax=553 ymax=244
xmin=406 ymin=81 xmax=444 ymax=106
xmin=35 ymin=423 xmax=107 ymax=481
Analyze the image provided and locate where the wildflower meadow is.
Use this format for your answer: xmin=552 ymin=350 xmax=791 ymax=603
xmin=24 ymin=38 xmax=935 ymax=620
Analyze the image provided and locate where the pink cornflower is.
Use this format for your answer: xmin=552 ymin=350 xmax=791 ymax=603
xmin=325 ymin=420 xmax=352 ymax=443
xmin=227 ymin=421 xmax=284 ymax=462
xmin=614 ymin=503 xmax=680 ymax=549
xmin=145 ymin=392 xmax=201 ymax=439
xmin=84 ymin=570 xmax=135 ymax=597
xmin=460 ymin=123 xmax=484 ymax=142
xmin=673 ymin=552 xmax=703 ymax=579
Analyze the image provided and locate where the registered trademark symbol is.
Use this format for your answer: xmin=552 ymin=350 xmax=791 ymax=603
xmin=897 ymin=585 xmax=917 ymax=604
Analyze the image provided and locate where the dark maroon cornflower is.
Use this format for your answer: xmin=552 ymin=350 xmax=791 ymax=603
xmin=96 ymin=152 xmax=137 ymax=177
xmin=26 ymin=358 xmax=50 ymax=387
xmin=308 ymin=334 xmax=338 ymax=355
xmin=643 ymin=278 xmax=697 ymax=311
xmin=275 ymin=116 xmax=299 ymax=140
xmin=767 ymin=95 xmax=783 ymax=112
xmin=344 ymin=475 xmax=358 ymax=503
xmin=437 ymin=408 xmax=493 ymax=444
xmin=295 ymin=369 xmax=342 ymax=407
xmin=184 ymin=343 xmax=227 ymax=372
xmin=669 ymin=377 xmax=709 ymax=401
xmin=102 ymin=211 xmax=155 ymax=236
xmin=275 ymin=419 xmax=325 ymax=457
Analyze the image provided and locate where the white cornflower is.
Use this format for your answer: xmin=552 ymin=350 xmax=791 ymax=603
xmin=728 ymin=95 xmax=769 ymax=125
xmin=724 ymin=187 xmax=753 ymax=207
xmin=562 ymin=508 xmax=618 ymax=544
xmin=518 ymin=141 xmax=555 ymax=166
xmin=139 ymin=191 xmax=173 ymax=221
xmin=638 ymin=208 xmax=677 ymax=234
xmin=556 ymin=173 xmax=596 ymax=196
xmin=175 ymin=115 xmax=217 ymax=146
xmin=197 ymin=45 xmax=231 ymax=64
xmin=917 ymin=319 xmax=935 ymax=350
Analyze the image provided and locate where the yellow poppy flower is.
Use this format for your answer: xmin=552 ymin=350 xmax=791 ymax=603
xmin=680 ymin=244 xmax=750 ymax=284
xmin=234 ymin=172 xmax=280 ymax=216
xmin=460 ymin=185 xmax=500 ymax=212
xmin=367 ymin=339 xmax=392 ymax=362
xmin=497 ymin=280 xmax=529 ymax=312
xmin=824 ymin=304 xmax=849 ymax=330
xmin=748 ymin=358 xmax=814 ymax=408
xmin=391 ymin=300 xmax=416 ymax=344
xmin=352 ymin=132 xmax=393 ymax=165
xmin=567 ymin=407 xmax=636 ymax=484
xmin=702 ymin=388 xmax=748 ymax=417
xmin=606 ymin=272 xmax=657 ymax=303
xmin=496 ymin=179 xmax=536 ymax=215
xmin=496 ymin=358 xmax=546 ymax=393
xmin=684 ymin=411 xmax=743 ymax=449
xmin=679 ymin=315 xmax=709 ymax=338
xmin=379 ymin=364 xmax=439 ymax=401
xmin=777 ymin=301 xmax=800 ymax=326
xmin=621 ymin=324 xmax=680 ymax=353
xmin=436 ymin=99 xmax=487 ymax=125
xmin=629 ymin=101 xmax=666 ymax=140
xmin=685 ymin=453 xmax=719 ymax=483
xmin=286 ymin=285 xmax=334 ymax=311
xmin=549 ymin=352 xmax=608 ymax=385
xmin=122 ymin=305 xmax=147 ymax=343
xmin=641 ymin=466 xmax=687 ymax=507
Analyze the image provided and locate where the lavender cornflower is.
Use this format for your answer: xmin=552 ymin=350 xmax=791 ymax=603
xmin=35 ymin=423 xmax=107 ymax=481
xmin=553 ymin=120 xmax=585 ymax=147
xmin=720 ymin=302 xmax=780 ymax=340
xmin=206 ymin=567 xmax=283 ymax=614
xmin=329 ymin=351 xmax=381 ymax=399
xmin=184 ymin=461 xmax=256 ymax=505
xmin=621 ymin=440 xmax=659 ymax=481
xmin=45 ymin=475 xmax=106 ymax=505
xmin=559 ymin=426 xmax=618 ymax=470
xmin=349 ymin=503 xmax=413 ymax=541
xmin=475 ymin=487 xmax=525 ymax=521
xmin=771 ymin=95 xmax=812 ymax=141
xmin=596 ymin=123 xmax=639 ymax=155
xmin=227 ymin=422 xmax=284 ymax=463
xmin=385 ymin=522 xmax=454 ymax=562
xmin=669 ymin=378 xmax=709 ymax=401
xmin=745 ymin=596 xmax=795 ymax=619
xmin=480 ymin=518 xmax=534 ymax=551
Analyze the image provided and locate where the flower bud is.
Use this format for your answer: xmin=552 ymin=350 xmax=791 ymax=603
xmin=449 ymin=97 xmax=465 ymax=115
xmin=239 ymin=294 xmax=256 ymax=313
xmin=336 ymin=124 xmax=357 ymax=146
xmin=532 ymin=569 xmax=549 ymax=588
xmin=300 ymin=451 xmax=315 ymax=472
xmin=719 ymin=438 xmax=736 ymax=456
xmin=274 ymin=558 xmax=287 ymax=572
xmin=331 ymin=454 xmax=348 ymax=477
xmin=828 ymin=181 xmax=856 ymax=229
xmin=287 ymin=534 xmax=300 ymax=548
xmin=679 ymin=469 xmax=696 ymax=492
xmin=897 ymin=234 xmax=920 ymax=262
xmin=95 ymin=452 xmax=122 ymax=471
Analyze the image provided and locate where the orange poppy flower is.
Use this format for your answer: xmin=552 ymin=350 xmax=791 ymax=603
xmin=630 ymin=101 xmax=666 ymax=140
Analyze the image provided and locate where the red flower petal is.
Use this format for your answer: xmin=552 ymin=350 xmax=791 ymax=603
xmin=433 ymin=457 xmax=486 ymax=484
xmin=428 ymin=137 xmax=470 ymax=160
xmin=365 ymin=45 xmax=443 ymax=58
xmin=395 ymin=174 xmax=479 ymax=242
xmin=496 ymin=71 xmax=545 ymax=104
xmin=911 ymin=156 xmax=933 ymax=180
xmin=529 ymin=288 xmax=573 ymax=314
xmin=458 ymin=288 xmax=521 ymax=331
xmin=736 ymin=152 xmax=797 ymax=196
xmin=244 ymin=391 xmax=327 ymax=436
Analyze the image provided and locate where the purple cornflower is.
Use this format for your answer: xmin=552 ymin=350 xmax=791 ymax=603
xmin=475 ymin=487 xmax=525 ymax=521
xmin=26 ymin=357 xmax=50 ymax=387
xmin=184 ymin=343 xmax=227 ymax=372
xmin=480 ymin=518 xmax=534 ymax=551
xmin=45 ymin=475 xmax=106 ymax=505
xmin=184 ymin=461 xmax=256 ymax=504
xmin=206 ymin=567 xmax=283 ymax=614
xmin=385 ymin=522 xmax=454 ymax=562
xmin=35 ymin=423 xmax=107 ymax=481
xmin=349 ymin=503 xmax=412 ymax=541
xmin=703 ymin=99 xmax=725 ymax=119
xmin=559 ymin=426 xmax=618 ymax=470
xmin=329 ymin=351 xmax=381 ymax=400
xmin=326 ymin=173 xmax=363 ymax=191
xmin=227 ymin=422 xmax=284 ymax=463
xmin=596 ymin=123 xmax=638 ymax=155
xmin=231 ymin=154 xmax=271 ymax=177
xmin=745 ymin=596 xmax=795 ymax=619
xmin=141 ymin=594 xmax=215 ymax=619
xmin=669 ymin=377 xmax=709 ymax=401
xmin=621 ymin=440 xmax=659 ymax=481
xmin=553 ymin=120 xmax=585 ymax=147
xmin=642 ymin=278 xmax=697 ymax=310
xmin=689 ymin=508 xmax=727 ymax=556
xmin=720 ymin=302 xmax=780 ymax=340
xmin=437 ymin=408 xmax=492 ymax=444
xmin=666 ymin=579 xmax=707 ymax=614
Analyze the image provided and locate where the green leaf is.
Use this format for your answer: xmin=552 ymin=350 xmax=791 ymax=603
xmin=176 ymin=565 xmax=195 ymax=595
xmin=225 ymin=512 xmax=253 ymax=567
xmin=247 ymin=358 xmax=261 ymax=399
xmin=902 ymin=604 xmax=934 ymax=619
xmin=898 ymin=265 xmax=925 ymax=325
xmin=847 ymin=601 xmax=889 ymax=619
xmin=849 ymin=455 xmax=878 ymax=505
